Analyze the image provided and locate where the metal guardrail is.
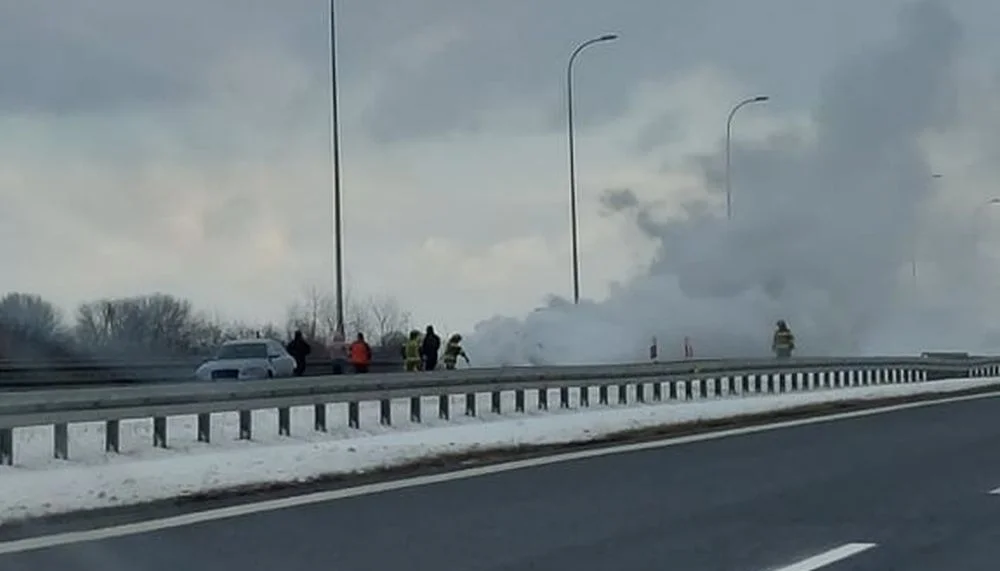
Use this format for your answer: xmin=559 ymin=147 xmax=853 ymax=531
xmin=0 ymin=357 xmax=403 ymax=388
xmin=1 ymin=355 xmax=999 ymax=466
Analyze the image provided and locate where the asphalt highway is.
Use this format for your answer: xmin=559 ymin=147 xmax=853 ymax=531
xmin=3 ymin=394 xmax=1000 ymax=570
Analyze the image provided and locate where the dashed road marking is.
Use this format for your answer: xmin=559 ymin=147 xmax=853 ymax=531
xmin=769 ymin=543 xmax=877 ymax=571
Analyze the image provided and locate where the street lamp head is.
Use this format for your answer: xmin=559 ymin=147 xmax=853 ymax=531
xmin=931 ymin=173 xmax=943 ymax=179
xmin=599 ymin=33 xmax=619 ymax=41
xmin=753 ymin=95 xmax=770 ymax=102
xmin=989 ymin=198 xmax=1000 ymax=204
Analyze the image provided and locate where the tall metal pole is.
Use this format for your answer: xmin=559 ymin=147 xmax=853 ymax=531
xmin=567 ymin=33 xmax=617 ymax=304
xmin=330 ymin=0 xmax=345 ymax=336
xmin=725 ymin=95 xmax=769 ymax=221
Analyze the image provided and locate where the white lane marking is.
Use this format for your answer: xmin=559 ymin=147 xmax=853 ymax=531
xmin=0 ymin=390 xmax=997 ymax=556
xmin=770 ymin=543 xmax=877 ymax=571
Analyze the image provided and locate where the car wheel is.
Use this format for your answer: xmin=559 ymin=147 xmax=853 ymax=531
xmin=267 ymin=370 xmax=273 ymax=379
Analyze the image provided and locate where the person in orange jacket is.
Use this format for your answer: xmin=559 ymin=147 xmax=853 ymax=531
xmin=348 ymin=333 xmax=373 ymax=374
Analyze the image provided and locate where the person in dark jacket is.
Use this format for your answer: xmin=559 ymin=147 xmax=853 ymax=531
xmin=420 ymin=325 xmax=441 ymax=371
xmin=286 ymin=330 xmax=312 ymax=376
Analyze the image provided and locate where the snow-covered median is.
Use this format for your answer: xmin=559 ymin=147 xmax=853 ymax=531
xmin=2 ymin=377 xmax=999 ymax=523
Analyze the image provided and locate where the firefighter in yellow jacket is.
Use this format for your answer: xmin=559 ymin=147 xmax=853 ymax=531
xmin=442 ymin=334 xmax=470 ymax=370
xmin=402 ymin=330 xmax=423 ymax=371
xmin=772 ymin=320 xmax=795 ymax=358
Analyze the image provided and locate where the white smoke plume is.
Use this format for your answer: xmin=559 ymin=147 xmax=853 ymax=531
xmin=465 ymin=1 xmax=1000 ymax=366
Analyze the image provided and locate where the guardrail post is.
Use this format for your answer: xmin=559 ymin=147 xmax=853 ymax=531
xmin=348 ymin=402 xmax=360 ymax=429
xmin=779 ymin=374 xmax=788 ymax=393
xmin=618 ymin=384 xmax=628 ymax=405
xmin=728 ymin=376 xmax=737 ymax=396
xmin=239 ymin=411 xmax=252 ymax=440
xmin=439 ymin=395 xmax=450 ymax=419
xmin=560 ymin=387 xmax=570 ymax=408
xmin=581 ymin=386 xmax=591 ymax=406
xmin=105 ymin=420 xmax=120 ymax=453
xmin=515 ymin=390 xmax=525 ymax=412
xmin=314 ymin=404 xmax=327 ymax=432
xmin=492 ymin=391 xmax=502 ymax=414
xmin=538 ymin=389 xmax=549 ymax=410
xmin=54 ymin=423 xmax=68 ymax=460
xmin=685 ymin=380 xmax=694 ymax=400
xmin=636 ymin=382 xmax=645 ymax=403
xmin=410 ymin=397 xmax=422 ymax=423
xmin=197 ymin=414 xmax=211 ymax=443
xmin=465 ymin=393 xmax=476 ymax=417
xmin=652 ymin=382 xmax=662 ymax=401
xmin=279 ymin=407 xmax=291 ymax=435
xmin=381 ymin=399 xmax=392 ymax=425
xmin=668 ymin=381 xmax=677 ymax=400
xmin=699 ymin=379 xmax=708 ymax=399
xmin=599 ymin=385 xmax=609 ymax=405
xmin=153 ymin=417 xmax=167 ymax=448
xmin=714 ymin=378 xmax=723 ymax=397
xmin=0 ymin=429 xmax=13 ymax=465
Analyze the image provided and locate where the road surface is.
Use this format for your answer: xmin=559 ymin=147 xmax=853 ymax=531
xmin=2 ymin=394 xmax=1000 ymax=570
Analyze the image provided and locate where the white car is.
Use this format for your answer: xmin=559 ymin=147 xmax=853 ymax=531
xmin=195 ymin=339 xmax=297 ymax=381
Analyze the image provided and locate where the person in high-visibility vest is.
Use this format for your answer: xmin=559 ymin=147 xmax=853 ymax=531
xmin=772 ymin=320 xmax=795 ymax=358
xmin=402 ymin=330 xmax=423 ymax=371
xmin=442 ymin=334 xmax=470 ymax=370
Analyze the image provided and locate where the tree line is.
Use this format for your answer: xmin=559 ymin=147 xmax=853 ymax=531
xmin=0 ymin=288 xmax=412 ymax=362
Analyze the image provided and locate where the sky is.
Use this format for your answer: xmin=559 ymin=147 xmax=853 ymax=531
xmin=6 ymin=0 xmax=1000 ymax=363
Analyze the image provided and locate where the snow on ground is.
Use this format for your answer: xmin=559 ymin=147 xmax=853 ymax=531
xmin=1 ymin=377 xmax=998 ymax=523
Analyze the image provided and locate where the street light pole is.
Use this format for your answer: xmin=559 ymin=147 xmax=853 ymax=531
xmin=330 ymin=0 xmax=345 ymax=336
xmin=725 ymin=95 xmax=769 ymax=221
xmin=567 ymin=33 xmax=618 ymax=305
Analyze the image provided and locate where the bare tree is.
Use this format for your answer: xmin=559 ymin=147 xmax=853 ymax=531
xmin=287 ymin=284 xmax=373 ymax=341
xmin=286 ymin=285 xmax=338 ymax=341
xmin=367 ymin=295 xmax=412 ymax=345
xmin=74 ymin=293 xmax=204 ymax=357
xmin=342 ymin=289 xmax=374 ymax=340
xmin=0 ymin=292 xmax=72 ymax=360
xmin=0 ymin=293 xmax=66 ymax=340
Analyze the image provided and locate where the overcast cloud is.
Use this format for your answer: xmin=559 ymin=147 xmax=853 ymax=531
xmin=5 ymin=0 xmax=1000 ymax=357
